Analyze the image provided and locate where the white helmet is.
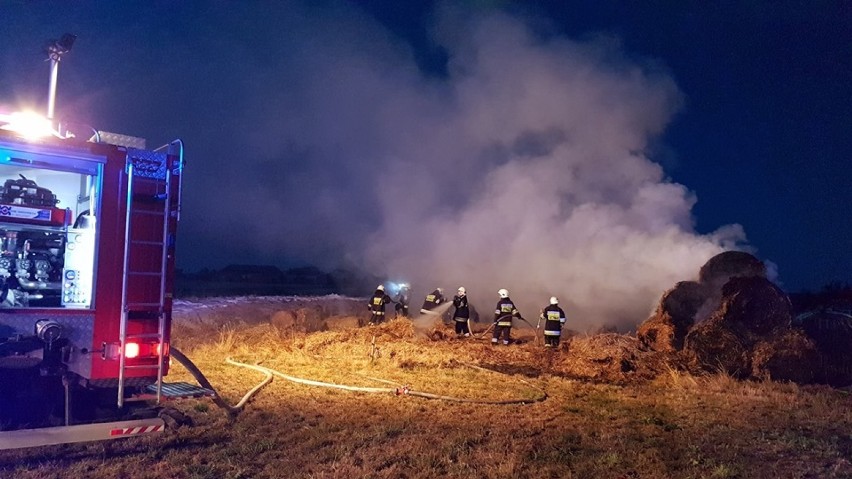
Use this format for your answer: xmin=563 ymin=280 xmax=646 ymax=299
xmin=377 ymin=284 xmax=384 ymax=291
xmin=550 ymin=296 xmax=559 ymax=305
xmin=498 ymin=288 xmax=509 ymax=299
xmin=437 ymin=287 xmax=444 ymax=294
xmin=458 ymin=287 xmax=466 ymax=295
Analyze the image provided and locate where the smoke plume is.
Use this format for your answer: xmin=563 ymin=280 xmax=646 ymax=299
xmin=0 ymin=3 xmax=748 ymax=330
xmin=186 ymin=5 xmax=746 ymax=330
xmin=361 ymin=12 xmax=746 ymax=330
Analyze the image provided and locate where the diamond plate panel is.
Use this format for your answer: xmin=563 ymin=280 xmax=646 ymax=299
xmin=127 ymin=148 xmax=168 ymax=180
xmin=96 ymin=131 xmax=147 ymax=149
xmin=0 ymin=311 xmax=94 ymax=378
xmin=147 ymin=381 xmax=214 ymax=398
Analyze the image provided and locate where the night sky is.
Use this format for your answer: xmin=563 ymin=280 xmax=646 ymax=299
xmin=1 ymin=1 xmax=849 ymax=327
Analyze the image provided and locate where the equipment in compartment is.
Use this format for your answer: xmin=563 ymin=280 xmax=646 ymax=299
xmin=0 ymin=174 xmax=70 ymax=228
xmin=1 ymin=175 xmax=59 ymax=208
xmin=0 ymin=228 xmax=65 ymax=308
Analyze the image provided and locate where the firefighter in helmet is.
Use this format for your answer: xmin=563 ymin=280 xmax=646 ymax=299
xmin=493 ymin=288 xmax=521 ymax=345
xmin=539 ymin=296 xmax=567 ymax=347
xmin=367 ymin=285 xmax=394 ymax=325
xmin=419 ymin=287 xmax=445 ymax=315
xmin=452 ymin=286 xmax=471 ymax=337
xmin=393 ymin=283 xmax=411 ymax=318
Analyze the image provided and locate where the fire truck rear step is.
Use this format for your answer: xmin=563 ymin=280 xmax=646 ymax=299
xmin=125 ymin=382 xmax=214 ymax=403
xmin=0 ymin=418 xmax=166 ymax=451
xmin=146 ymin=381 xmax=215 ymax=399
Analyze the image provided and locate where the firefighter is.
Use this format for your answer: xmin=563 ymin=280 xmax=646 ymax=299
xmin=493 ymin=288 xmax=521 ymax=345
xmin=452 ymin=286 xmax=471 ymax=337
xmin=394 ymin=283 xmax=411 ymax=318
xmin=419 ymin=287 xmax=445 ymax=315
xmin=539 ymin=296 xmax=566 ymax=347
xmin=367 ymin=285 xmax=394 ymax=325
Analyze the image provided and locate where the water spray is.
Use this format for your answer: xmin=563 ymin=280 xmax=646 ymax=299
xmin=409 ymin=302 xmax=454 ymax=337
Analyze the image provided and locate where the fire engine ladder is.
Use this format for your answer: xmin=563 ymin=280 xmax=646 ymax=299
xmin=117 ymin=151 xmax=172 ymax=408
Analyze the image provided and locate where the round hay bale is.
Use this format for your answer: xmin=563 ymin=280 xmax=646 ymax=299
xmin=638 ymin=281 xmax=707 ymax=352
xmin=717 ymin=276 xmax=792 ymax=338
xmin=684 ymin=317 xmax=751 ymax=377
xmin=698 ymin=251 xmax=766 ymax=289
xmin=751 ymin=330 xmax=820 ymax=384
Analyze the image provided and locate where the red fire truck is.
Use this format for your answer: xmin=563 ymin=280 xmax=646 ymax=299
xmin=0 ymin=35 xmax=200 ymax=449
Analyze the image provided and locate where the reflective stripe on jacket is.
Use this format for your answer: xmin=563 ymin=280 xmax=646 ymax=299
xmin=541 ymin=305 xmax=566 ymax=335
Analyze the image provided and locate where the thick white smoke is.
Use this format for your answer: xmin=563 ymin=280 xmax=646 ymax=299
xmin=363 ymin=12 xmax=747 ymax=330
xmin=207 ymin=6 xmax=747 ymax=330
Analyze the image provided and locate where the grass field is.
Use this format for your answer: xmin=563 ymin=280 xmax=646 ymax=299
xmin=1 ymin=313 xmax=850 ymax=479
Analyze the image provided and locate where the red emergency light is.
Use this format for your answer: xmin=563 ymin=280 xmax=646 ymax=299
xmin=103 ymin=342 xmax=169 ymax=360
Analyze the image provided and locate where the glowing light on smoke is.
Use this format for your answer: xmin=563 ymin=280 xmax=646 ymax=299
xmin=0 ymin=111 xmax=56 ymax=140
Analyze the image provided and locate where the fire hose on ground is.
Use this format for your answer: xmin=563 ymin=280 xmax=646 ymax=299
xmin=171 ymin=342 xmax=547 ymax=419
xmin=225 ymin=358 xmax=548 ymax=405
xmin=170 ymin=347 xmax=273 ymax=418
